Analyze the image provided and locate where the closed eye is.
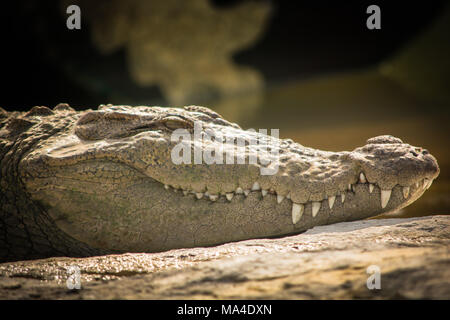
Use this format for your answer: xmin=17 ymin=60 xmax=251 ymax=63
xmin=162 ymin=116 xmax=193 ymax=130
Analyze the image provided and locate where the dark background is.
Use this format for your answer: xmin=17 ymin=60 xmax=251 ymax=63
xmin=0 ymin=0 xmax=446 ymax=110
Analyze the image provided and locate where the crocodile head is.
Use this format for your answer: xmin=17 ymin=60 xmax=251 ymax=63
xmin=20 ymin=105 xmax=439 ymax=252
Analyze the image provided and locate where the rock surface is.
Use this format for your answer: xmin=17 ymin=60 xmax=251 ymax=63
xmin=0 ymin=215 xmax=449 ymax=299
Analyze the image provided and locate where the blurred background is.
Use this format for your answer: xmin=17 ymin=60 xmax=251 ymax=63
xmin=1 ymin=0 xmax=449 ymax=218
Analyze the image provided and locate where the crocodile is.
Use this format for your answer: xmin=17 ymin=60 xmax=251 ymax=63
xmin=0 ymin=104 xmax=440 ymax=262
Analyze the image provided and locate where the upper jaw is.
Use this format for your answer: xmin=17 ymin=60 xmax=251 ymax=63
xmin=122 ymin=132 xmax=439 ymax=210
xmin=155 ymin=136 xmax=439 ymax=224
xmin=160 ymin=164 xmax=434 ymax=206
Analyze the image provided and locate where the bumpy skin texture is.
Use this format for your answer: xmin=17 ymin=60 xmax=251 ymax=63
xmin=0 ymin=104 xmax=440 ymax=262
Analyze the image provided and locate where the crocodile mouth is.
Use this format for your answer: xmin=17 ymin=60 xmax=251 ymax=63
xmin=158 ymin=172 xmax=436 ymax=224
xmin=34 ymin=131 xmax=439 ymax=229
xmin=26 ymin=148 xmax=436 ymax=227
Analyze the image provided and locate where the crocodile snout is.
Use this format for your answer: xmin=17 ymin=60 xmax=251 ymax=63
xmin=363 ymin=135 xmax=439 ymax=178
xmin=350 ymin=135 xmax=439 ymax=196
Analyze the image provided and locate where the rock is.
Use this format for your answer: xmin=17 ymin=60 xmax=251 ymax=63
xmin=0 ymin=215 xmax=448 ymax=299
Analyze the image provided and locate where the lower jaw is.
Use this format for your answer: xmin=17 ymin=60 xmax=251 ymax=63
xmin=156 ymin=179 xmax=429 ymax=250
xmin=144 ymin=181 xmax=426 ymax=252
xmin=33 ymin=175 xmax=428 ymax=253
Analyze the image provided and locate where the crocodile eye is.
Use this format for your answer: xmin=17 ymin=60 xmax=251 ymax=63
xmin=162 ymin=116 xmax=193 ymax=130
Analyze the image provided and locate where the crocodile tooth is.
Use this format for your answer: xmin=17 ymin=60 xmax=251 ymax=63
xmin=341 ymin=193 xmax=345 ymax=203
xmin=359 ymin=172 xmax=367 ymax=183
xmin=277 ymin=195 xmax=284 ymax=204
xmin=312 ymin=202 xmax=321 ymax=217
xmin=164 ymin=184 xmax=170 ymax=190
xmin=348 ymin=184 xmax=352 ymax=190
xmin=352 ymin=184 xmax=356 ymax=192
xmin=235 ymin=187 xmax=243 ymax=194
xmin=422 ymin=178 xmax=429 ymax=190
xmin=209 ymin=194 xmax=218 ymax=201
xmin=244 ymin=190 xmax=250 ymax=197
xmin=369 ymin=184 xmax=374 ymax=193
xmin=252 ymin=182 xmax=261 ymax=191
xmin=415 ymin=181 xmax=419 ymax=188
xmin=261 ymin=189 xmax=268 ymax=197
xmin=286 ymin=193 xmax=291 ymax=199
xmin=195 ymin=192 xmax=204 ymax=199
xmin=183 ymin=190 xmax=188 ymax=196
xmin=292 ymin=203 xmax=304 ymax=224
xmin=328 ymin=196 xmax=336 ymax=209
xmin=426 ymin=179 xmax=433 ymax=189
xmin=402 ymin=186 xmax=410 ymax=199
xmin=381 ymin=189 xmax=391 ymax=208
xmin=226 ymin=193 xmax=234 ymax=201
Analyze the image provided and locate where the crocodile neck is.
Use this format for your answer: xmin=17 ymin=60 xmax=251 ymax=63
xmin=0 ymin=109 xmax=109 ymax=262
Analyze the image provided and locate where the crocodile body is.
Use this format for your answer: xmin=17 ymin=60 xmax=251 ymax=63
xmin=0 ymin=104 xmax=440 ymax=262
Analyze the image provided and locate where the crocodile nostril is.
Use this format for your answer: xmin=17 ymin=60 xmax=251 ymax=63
xmin=422 ymin=149 xmax=429 ymax=155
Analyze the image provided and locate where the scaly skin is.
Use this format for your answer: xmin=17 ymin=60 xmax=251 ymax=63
xmin=0 ymin=104 xmax=440 ymax=262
